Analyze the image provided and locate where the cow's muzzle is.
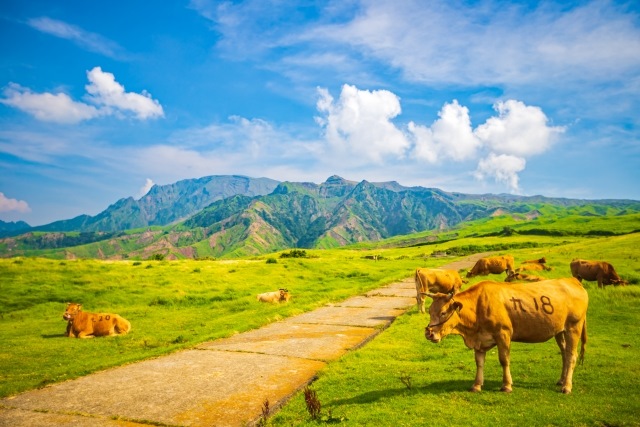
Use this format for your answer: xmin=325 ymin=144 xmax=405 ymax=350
xmin=425 ymin=327 xmax=441 ymax=343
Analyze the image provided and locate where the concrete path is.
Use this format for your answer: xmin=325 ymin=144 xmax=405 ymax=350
xmin=0 ymin=255 xmax=483 ymax=427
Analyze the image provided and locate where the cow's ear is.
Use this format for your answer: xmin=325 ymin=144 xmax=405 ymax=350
xmin=452 ymin=301 xmax=463 ymax=312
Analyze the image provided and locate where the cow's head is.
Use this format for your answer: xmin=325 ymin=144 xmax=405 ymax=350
xmin=63 ymin=302 xmax=82 ymax=321
xmin=505 ymin=271 xmax=519 ymax=282
xmin=424 ymin=291 xmax=461 ymax=343
xmin=279 ymin=289 xmax=291 ymax=302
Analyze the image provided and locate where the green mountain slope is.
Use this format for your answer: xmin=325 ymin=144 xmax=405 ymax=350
xmin=2 ymin=175 xmax=640 ymax=260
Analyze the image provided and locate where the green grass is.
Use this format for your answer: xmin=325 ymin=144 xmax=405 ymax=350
xmin=0 ymin=250 xmax=436 ymax=398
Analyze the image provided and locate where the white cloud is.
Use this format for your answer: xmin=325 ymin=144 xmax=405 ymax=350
xmin=475 ymin=100 xmax=565 ymax=157
xmin=475 ymin=153 xmax=526 ymax=193
xmin=410 ymin=100 xmax=480 ymax=163
xmin=0 ymin=83 xmax=101 ymax=124
xmin=0 ymin=193 xmax=31 ymax=213
xmin=85 ymin=67 xmax=164 ymax=120
xmin=1 ymin=67 xmax=164 ymax=123
xmin=27 ymin=17 xmax=124 ymax=59
xmin=315 ymin=84 xmax=410 ymax=164
xmin=138 ymin=179 xmax=155 ymax=199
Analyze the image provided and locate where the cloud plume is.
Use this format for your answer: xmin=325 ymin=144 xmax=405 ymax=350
xmin=1 ymin=67 xmax=163 ymax=124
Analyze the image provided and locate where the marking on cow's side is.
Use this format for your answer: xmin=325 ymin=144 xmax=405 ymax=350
xmin=510 ymin=295 xmax=554 ymax=314
xmin=510 ymin=297 xmax=527 ymax=312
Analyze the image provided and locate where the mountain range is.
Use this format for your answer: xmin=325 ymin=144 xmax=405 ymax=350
xmin=2 ymin=174 xmax=639 ymax=259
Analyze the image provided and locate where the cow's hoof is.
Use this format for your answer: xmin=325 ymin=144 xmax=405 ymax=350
xmin=469 ymin=386 xmax=482 ymax=393
xmin=500 ymin=386 xmax=513 ymax=393
xmin=561 ymin=387 xmax=572 ymax=394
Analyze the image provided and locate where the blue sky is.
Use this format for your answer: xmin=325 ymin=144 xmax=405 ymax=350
xmin=1 ymin=1 xmax=639 ymax=226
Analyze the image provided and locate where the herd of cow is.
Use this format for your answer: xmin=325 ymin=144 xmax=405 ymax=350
xmin=416 ymin=255 xmax=627 ymax=394
xmin=61 ymin=254 xmax=627 ymax=395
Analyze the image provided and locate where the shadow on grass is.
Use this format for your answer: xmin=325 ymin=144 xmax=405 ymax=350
xmin=329 ymin=380 xmax=510 ymax=406
xmin=41 ymin=334 xmax=66 ymax=339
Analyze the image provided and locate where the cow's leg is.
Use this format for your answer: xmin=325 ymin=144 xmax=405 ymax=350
xmin=496 ymin=334 xmax=513 ymax=392
xmin=416 ymin=295 xmax=425 ymax=314
xmin=555 ymin=332 xmax=567 ymax=386
xmin=471 ymin=350 xmax=485 ymax=392
xmin=561 ymin=322 xmax=583 ymax=394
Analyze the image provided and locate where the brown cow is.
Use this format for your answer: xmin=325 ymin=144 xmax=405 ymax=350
xmin=257 ymin=288 xmax=291 ymax=303
xmin=424 ymin=278 xmax=588 ymax=394
xmin=505 ymin=271 xmax=544 ymax=282
xmin=523 ymin=257 xmax=547 ymax=264
xmin=570 ymin=259 xmax=627 ymax=288
xmin=63 ymin=303 xmax=131 ymax=338
xmin=415 ymin=268 xmax=464 ymax=314
xmin=466 ymin=255 xmax=515 ymax=278
xmin=516 ymin=263 xmax=552 ymax=272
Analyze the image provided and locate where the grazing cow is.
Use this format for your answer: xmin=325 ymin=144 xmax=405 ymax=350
xmin=63 ymin=303 xmax=131 ymax=338
xmin=466 ymin=255 xmax=515 ymax=278
xmin=570 ymin=259 xmax=627 ymax=288
xmin=424 ymin=278 xmax=588 ymax=394
xmin=257 ymin=288 xmax=291 ymax=303
xmin=505 ymin=271 xmax=544 ymax=282
xmin=415 ymin=268 xmax=464 ymax=314
xmin=523 ymin=257 xmax=547 ymax=264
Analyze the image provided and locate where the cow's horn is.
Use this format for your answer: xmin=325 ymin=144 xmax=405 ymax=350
xmin=424 ymin=292 xmax=438 ymax=299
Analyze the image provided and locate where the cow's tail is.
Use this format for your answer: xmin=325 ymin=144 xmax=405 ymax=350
xmin=579 ymin=318 xmax=587 ymax=366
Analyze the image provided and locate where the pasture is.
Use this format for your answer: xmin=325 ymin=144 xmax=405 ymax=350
xmin=0 ymin=223 xmax=639 ymax=426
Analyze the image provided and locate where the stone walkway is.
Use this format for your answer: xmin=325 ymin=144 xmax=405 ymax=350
xmin=0 ymin=255 xmax=483 ymax=427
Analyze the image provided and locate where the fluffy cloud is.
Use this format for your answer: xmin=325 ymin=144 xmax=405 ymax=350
xmin=475 ymin=154 xmax=526 ymax=193
xmin=410 ymin=100 xmax=480 ymax=163
xmin=0 ymin=193 xmax=31 ymax=213
xmin=316 ymin=84 xmax=410 ymax=164
xmin=475 ymin=100 xmax=565 ymax=157
xmin=0 ymin=67 xmax=163 ymax=124
xmin=315 ymin=85 xmax=563 ymax=193
xmin=85 ymin=67 xmax=164 ymax=120
xmin=0 ymin=83 xmax=101 ymax=124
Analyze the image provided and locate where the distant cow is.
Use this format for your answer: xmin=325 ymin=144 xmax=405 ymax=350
xmin=516 ymin=263 xmax=552 ymax=272
xmin=424 ymin=278 xmax=588 ymax=394
xmin=415 ymin=268 xmax=464 ymax=314
xmin=523 ymin=257 xmax=547 ymax=264
xmin=570 ymin=259 xmax=627 ymax=288
xmin=257 ymin=288 xmax=291 ymax=303
xmin=63 ymin=303 xmax=131 ymax=338
xmin=466 ymin=255 xmax=515 ymax=278
xmin=506 ymin=271 xmax=545 ymax=282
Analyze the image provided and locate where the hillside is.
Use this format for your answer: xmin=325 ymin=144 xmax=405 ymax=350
xmin=16 ymin=175 xmax=280 ymax=236
xmin=1 ymin=174 xmax=640 ymax=259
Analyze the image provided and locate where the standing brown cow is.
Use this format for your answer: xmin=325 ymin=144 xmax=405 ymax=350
xmin=424 ymin=278 xmax=588 ymax=394
xmin=414 ymin=268 xmax=464 ymax=314
xmin=570 ymin=259 xmax=627 ymax=288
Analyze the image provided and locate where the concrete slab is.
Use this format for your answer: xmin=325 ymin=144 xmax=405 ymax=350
xmin=0 ymin=408 xmax=147 ymax=427
xmin=335 ymin=295 xmax=416 ymax=310
xmin=2 ymin=350 xmax=324 ymax=427
xmin=199 ymin=322 xmax=378 ymax=361
xmin=284 ymin=305 xmax=405 ymax=328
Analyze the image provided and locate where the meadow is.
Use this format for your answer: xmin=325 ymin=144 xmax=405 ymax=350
xmin=1 ymin=216 xmax=639 ymax=426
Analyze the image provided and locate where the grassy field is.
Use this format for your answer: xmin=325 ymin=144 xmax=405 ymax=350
xmin=1 ymin=216 xmax=639 ymax=426
xmin=271 ymin=232 xmax=640 ymax=426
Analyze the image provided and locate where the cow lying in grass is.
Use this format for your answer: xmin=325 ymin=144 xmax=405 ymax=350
xmin=63 ymin=303 xmax=131 ymax=338
xmin=257 ymin=288 xmax=291 ymax=303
